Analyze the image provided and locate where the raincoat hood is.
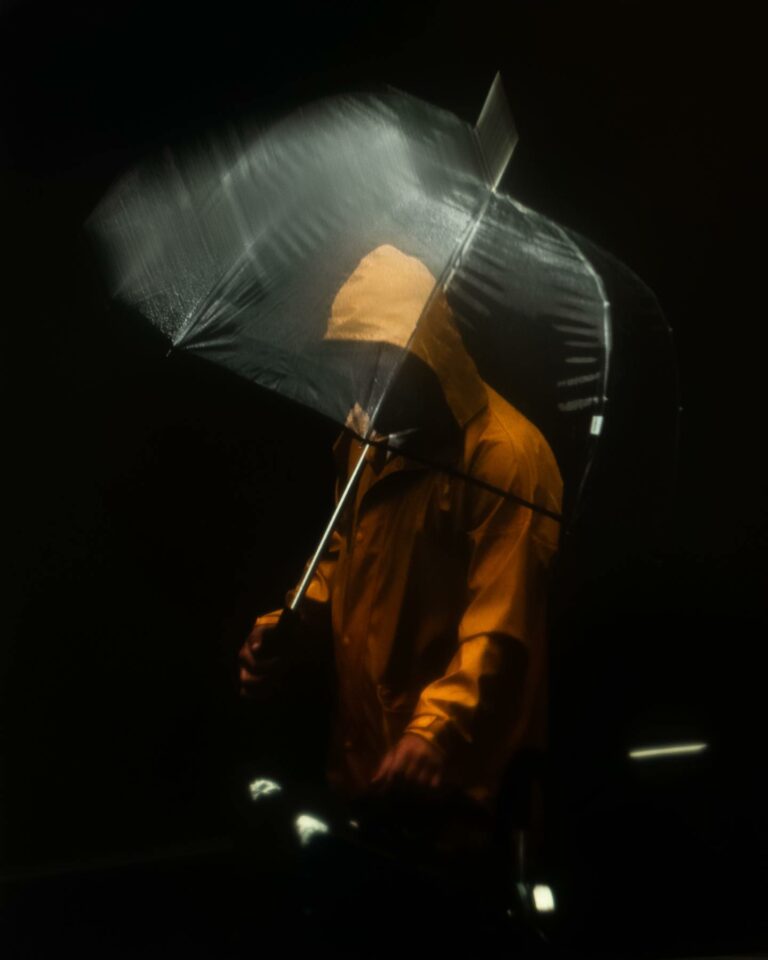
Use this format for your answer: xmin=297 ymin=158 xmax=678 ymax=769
xmin=325 ymin=244 xmax=487 ymax=429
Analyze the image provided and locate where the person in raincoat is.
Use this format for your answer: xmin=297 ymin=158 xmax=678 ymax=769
xmin=239 ymin=243 xmax=563 ymax=822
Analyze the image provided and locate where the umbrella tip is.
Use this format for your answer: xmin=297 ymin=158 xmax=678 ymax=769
xmin=475 ymin=72 xmax=518 ymax=191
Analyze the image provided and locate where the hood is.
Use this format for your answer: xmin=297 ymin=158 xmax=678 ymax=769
xmin=325 ymin=244 xmax=487 ymax=429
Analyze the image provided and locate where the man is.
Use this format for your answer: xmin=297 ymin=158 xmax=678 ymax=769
xmin=239 ymin=244 xmax=562 ymax=821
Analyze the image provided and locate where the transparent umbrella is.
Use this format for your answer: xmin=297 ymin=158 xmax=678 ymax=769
xmin=87 ymin=76 xmax=678 ymax=609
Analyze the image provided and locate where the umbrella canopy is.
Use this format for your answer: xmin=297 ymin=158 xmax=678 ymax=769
xmin=87 ymin=81 xmax=677 ymax=550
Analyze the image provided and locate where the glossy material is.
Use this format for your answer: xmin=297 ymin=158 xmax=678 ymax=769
xmin=86 ymin=87 xmax=674 ymax=527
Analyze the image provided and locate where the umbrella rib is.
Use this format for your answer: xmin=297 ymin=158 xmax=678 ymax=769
xmin=368 ymin=437 xmax=564 ymax=523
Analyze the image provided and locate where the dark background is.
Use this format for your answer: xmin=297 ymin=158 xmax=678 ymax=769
xmin=1 ymin=0 xmax=765 ymax=955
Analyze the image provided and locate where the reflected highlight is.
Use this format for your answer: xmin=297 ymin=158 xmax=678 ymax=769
xmin=628 ymin=743 xmax=708 ymax=760
xmin=532 ymin=884 xmax=556 ymax=913
xmin=294 ymin=813 xmax=331 ymax=847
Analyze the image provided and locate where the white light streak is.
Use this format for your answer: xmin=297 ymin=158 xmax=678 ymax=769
xmin=628 ymin=743 xmax=708 ymax=760
xmin=248 ymin=778 xmax=283 ymax=801
xmin=532 ymin=884 xmax=556 ymax=913
xmin=294 ymin=813 xmax=330 ymax=847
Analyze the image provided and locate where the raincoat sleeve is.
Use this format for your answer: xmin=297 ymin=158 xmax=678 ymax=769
xmin=404 ymin=428 xmax=562 ymax=779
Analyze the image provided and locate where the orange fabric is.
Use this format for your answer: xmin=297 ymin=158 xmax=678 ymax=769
xmin=258 ymin=245 xmax=563 ymax=808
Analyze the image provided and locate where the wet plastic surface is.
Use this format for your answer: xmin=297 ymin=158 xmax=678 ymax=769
xmin=88 ymin=86 xmax=677 ymax=534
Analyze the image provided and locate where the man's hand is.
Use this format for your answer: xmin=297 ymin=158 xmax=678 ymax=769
xmin=238 ymin=622 xmax=284 ymax=700
xmin=370 ymin=732 xmax=445 ymax=794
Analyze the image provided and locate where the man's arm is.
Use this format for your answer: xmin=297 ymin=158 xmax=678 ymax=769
xmin=377 ymin=429 xmax=562 ymax=794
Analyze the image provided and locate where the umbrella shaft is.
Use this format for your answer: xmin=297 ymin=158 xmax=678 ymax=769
xmin=289 ymin=442 xmax=371 ymax=611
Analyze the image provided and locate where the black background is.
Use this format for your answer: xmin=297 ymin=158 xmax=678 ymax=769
xmin=2 ymin=0 xmax=766 ymax=955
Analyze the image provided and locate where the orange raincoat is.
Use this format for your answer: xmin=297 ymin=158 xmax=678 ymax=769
xmin=257 ymin=245 xmax=563 ymax=809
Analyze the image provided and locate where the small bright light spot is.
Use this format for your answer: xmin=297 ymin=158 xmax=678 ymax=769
xmin=248 ymin=778 xmax=283 ymax=801
xmin=590 ymin=415 xmax=604 ymax=436
xmin=348 ymin=819 xmax=360 ymax=830
xmin=532 ymin=884 xmax=556 ymax=913
xmin=294 ymin=813 xmax=330 ymax=847
xmin=629 ymin=743 xmax=708 ymax=760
